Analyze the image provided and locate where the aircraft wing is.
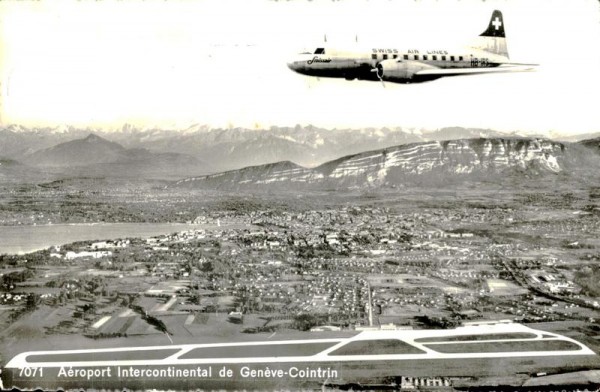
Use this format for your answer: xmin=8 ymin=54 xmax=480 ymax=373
xmin=416 ymin=65 xmax=536 ymax=77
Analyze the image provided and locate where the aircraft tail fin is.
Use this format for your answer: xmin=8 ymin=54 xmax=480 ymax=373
xmin=470 ymin=10 xmax=509 ymax=58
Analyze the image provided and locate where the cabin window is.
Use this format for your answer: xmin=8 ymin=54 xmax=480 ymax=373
xmin=371 ymin=54 xmax=378 ymax=60
xmin=423 ymin=55 xmax=428 ymax=61
xmin=450 ymin=56 xmax=455 ymax=61
xmin=413 ymin=55 xmax=419 ymax=60
xmin=314 ymin=48 xmax=325 ymax=54
xmin=432 ymin=55 xmax=437 ymax=61
xmin=459 ymin=56 xmax=464 ymax=61
xmin=393 ymin=54 xmax=398 ymax=59
xmin=442 ymin=55 xmax=446 ymax=61
xmin=383 ymin=54 xmax=388 ymax=60
xmin=403 ymin=54 xmax=409 ymax=60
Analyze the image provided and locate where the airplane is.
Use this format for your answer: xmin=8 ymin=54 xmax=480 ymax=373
xmin=287 ymin=10 xmax=536 ymax=84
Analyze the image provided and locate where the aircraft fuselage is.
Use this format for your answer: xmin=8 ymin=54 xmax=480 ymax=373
xmin=287 ymin=10 xmax=533 ymax=84
xmin=287 ymin=47 xmax=505 ymax=83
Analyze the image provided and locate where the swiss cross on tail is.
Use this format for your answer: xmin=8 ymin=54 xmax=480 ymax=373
xmin=480 ymin=10 xmax=505 ymax=38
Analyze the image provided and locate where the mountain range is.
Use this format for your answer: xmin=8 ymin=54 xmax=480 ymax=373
xmin=175 ymin=138 xmax=600 ymax=191
xmin=1 ymin=133 xmax=205 ymax=180
xmin=1 ymin=125 xmax=600 ymax=187
xmin=0 ymin=124 xmax=565 ymax=172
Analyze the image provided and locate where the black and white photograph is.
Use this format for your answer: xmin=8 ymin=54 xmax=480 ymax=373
xmin=1 ymin=0 xmax=600 ymax=390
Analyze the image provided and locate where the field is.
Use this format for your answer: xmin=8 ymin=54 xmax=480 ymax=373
xmin=425 ymin=340 xmax=581 ymax=353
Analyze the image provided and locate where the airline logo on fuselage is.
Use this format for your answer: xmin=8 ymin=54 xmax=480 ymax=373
xmin=372 ymin=49 xmax=449 ymax=55
xmin=307 ymin=56 xmax=332 ymax=65
xmin=372 ymin=48 xmax=400 ymax=54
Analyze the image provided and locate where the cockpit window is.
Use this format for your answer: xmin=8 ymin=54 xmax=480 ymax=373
xmin=314 ymin=48 xmax=325 ymax=54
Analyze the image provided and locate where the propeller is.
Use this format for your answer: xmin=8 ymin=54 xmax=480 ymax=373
xmin=371 ymin=63 xmax=386 ymax=88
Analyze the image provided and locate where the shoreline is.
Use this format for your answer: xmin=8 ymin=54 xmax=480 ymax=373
xmin=0 ymin=222 xmax=232 ymax=255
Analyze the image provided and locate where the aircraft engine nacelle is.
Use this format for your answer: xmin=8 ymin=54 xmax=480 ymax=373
xmin=375 ymin=59 xmax=436 ymax=83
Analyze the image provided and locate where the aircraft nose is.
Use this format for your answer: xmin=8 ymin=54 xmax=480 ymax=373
xmin=287 ymin=55 xmax=310 ymax=74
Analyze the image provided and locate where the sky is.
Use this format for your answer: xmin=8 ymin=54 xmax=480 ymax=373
xmin=0 ymin=0 xmax=599 ymax=136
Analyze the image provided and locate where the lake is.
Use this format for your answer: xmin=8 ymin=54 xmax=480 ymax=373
xmin=0 ymin=223 xmax=212 ymax=254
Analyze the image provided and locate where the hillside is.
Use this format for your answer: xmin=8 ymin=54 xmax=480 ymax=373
xmin=175 ymin=138 xmax=600 ymax=190
xmin=579 ymin=137 xmax=600 ymax=153
xmin=0 ymin=157 xmax=54 ymax=184
xmin=26 ymin=134 xmax=128 ymax=167
xmin=22 ymin=134 xmax=209 ymax=179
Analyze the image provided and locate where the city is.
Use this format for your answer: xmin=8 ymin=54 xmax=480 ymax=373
xmin=1 ymin=184 xmax=599 ymax=389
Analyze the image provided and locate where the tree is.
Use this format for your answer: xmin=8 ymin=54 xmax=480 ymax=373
xmin=200 ymin=261 xmax=213 ymax=273
xmin=293 ymin=313 xmax=321 ymax=331
xmin=26 ymin=293 xmax=39 ymax=311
